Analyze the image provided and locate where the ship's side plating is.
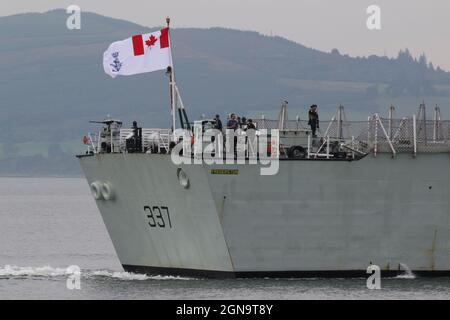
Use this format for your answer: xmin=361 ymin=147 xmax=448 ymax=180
xmin=79 ymin=153 xmax=450 ymax=277
xmin=79 ymin=153 xmax=234 ymax=277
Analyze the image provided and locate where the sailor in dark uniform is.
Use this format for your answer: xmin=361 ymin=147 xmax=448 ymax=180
xmin=308 ymin=104 xmax=319 ymax=137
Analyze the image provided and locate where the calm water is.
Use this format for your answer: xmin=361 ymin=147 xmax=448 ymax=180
xmin=1 ymin=177 xmax=450 ymax=300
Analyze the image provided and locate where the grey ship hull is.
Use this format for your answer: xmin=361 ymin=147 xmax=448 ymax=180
xmin=79 ymin=153 xmax=450 ymax=277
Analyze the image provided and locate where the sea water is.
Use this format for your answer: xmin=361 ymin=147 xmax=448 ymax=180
xmin=0 ymin=177 xmax=450 ymax=300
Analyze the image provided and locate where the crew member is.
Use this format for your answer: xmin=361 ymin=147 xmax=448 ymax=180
xmin=246 ymin=119 xmax=256 ymax=130
xmin=241 ymin=117 xmax=247 ymax=130
xmin=227 ymin=113 xmax=238 ymax=130
xmin=214 ymin=114 xmax=223 ymax=131
xmin=308 ymin=105 xmax=319 ymax=137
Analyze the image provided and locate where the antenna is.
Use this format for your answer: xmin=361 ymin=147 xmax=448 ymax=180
xmin=277 ymin=100 xmax=289 ymax=130
xmin=388 ymin=105 xmax=395 ymax=140
xmin=434 ymin=104 xmax=442 ymax=141
xmin=337 ymin=104 xmax=346 ymax=140
xmin=417 ymin=101 xmax=427 ymax=143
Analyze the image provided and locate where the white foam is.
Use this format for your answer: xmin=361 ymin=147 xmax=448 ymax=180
xmin=90 ymin=270 xmax=150 ymax=280
xmin=0 ymin=265 xmax=194 ymax=281
xmin=90 ymin=270 xmax=194 ymax=280
xmin=395 ymin=263 xmax=416 ymax=279
xmin=0 ymin=265 xmax=69 ymax=277
xmin=395 ymin=273 xmax=416 ymax=279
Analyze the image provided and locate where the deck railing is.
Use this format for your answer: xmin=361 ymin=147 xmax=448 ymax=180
xmin=85 ymin=116 xmax=450 ymax=157
xmin=254 ymin=116 xmax=450 ymax=155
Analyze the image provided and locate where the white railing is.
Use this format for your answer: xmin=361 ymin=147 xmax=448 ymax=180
xmin=86 ymin=132 xmax=99 ymax=154
xmin=371 ymin=114 xmax=397 ymax=157
xmin=84 ymin=114 xmax=450 ymax=157
xmin=255 ymin=115 xmax=450 ymax=156
xmin=307 ymin=134 xmax=332 ymax=159
xmin=86 ymin=128 xmax=173 ymax=154
xmin=119 ymin=128 xmax=172 ymax=153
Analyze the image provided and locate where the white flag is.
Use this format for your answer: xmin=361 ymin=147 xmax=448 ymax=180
xmin=103 ymin=28 xmax=172 ymax=78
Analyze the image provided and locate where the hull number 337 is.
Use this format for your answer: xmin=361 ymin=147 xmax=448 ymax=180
xmin=144 ymin=205 xmax=172 ymax=229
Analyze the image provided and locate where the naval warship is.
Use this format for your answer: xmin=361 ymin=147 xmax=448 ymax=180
xmin=78 ymin=24 xmax=450 ymax=278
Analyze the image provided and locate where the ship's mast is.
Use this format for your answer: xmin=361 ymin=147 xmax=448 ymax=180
xmin=166 ymin=17 xmax=190 ymax=135
xmin=166 ymin=17 xmax=176 ymax=134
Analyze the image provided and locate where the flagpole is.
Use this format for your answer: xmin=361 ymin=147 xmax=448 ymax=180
xmin=166 ymin=17 xmax=177 ymax=137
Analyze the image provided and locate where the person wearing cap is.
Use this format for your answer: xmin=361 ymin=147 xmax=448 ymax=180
xmin=308 ymin=105 xmax=319 ymax=137
xmin=246 ymin=118 xmax=256 ymax=130
xmin=241 ymin=117 xmax=247 ymax=130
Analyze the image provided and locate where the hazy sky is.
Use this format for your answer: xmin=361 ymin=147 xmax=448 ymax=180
xmin=2 ymin=0 xmax=450 ymax=70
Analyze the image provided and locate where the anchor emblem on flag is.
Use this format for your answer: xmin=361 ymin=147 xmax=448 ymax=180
xmin=110 ymin=52 xmax=123 ymax=72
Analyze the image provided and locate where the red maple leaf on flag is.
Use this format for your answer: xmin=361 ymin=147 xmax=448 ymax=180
xmin=145 ymin=35 xmax=157 ymax=48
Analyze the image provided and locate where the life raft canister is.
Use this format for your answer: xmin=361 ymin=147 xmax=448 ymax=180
xmin=90 ymin=181 xmax=103 ymax=200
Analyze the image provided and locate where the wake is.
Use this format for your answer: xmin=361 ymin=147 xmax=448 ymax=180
xmin=0 ymin=265 xmax=193 ymax=281
xmin=394 ymin=263 xmax=416 ymax=279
